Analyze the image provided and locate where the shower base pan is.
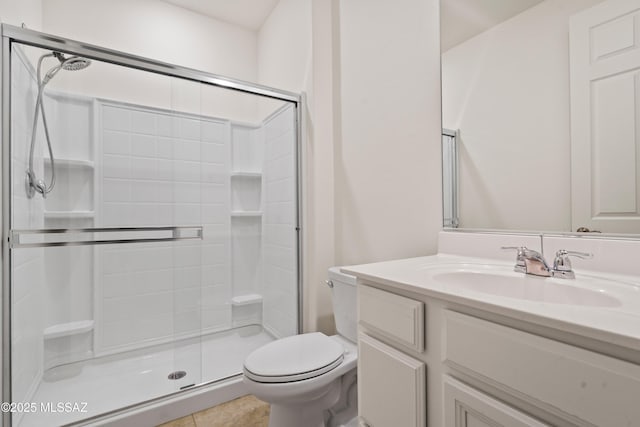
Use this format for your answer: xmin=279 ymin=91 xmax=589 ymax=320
xmin=17 ymin=325 xmax=274 ymax=427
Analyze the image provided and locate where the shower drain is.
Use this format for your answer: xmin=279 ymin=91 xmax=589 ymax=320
xmin=168 ymin=370 xmax=187 ymax=380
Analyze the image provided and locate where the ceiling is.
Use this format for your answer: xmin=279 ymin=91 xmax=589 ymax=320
xmin=441 ymin=0 xmax=545 ymax=51
xmin=161 ymin=0 xmax=280 ymax=31
xmin=161 ymin=0 xmax=543 ymax=49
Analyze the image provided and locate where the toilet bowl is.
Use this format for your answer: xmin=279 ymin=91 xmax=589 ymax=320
xmin=242 ymin=267 xmax=358 ymax=427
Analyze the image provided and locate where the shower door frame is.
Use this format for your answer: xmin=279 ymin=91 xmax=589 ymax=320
xmin=1 ymin=23 xmax=304 ymax=427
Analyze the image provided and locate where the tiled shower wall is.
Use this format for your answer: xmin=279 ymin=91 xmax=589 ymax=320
xmin=11 ymin=48 xmax=45 ymax=405
xmin=262 ymin=105 xmax=297 ymax=338
xmin=96 ymin=103 xmax=232 ymax=354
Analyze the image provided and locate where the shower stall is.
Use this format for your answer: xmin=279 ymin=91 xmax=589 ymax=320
xmin=1 ymin=25 xmax=302 ymax=426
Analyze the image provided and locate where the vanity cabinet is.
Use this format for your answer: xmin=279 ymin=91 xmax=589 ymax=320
xmin=357 ymin=285 xmax=426 ymax=427
xmin=444 ymin=376 xmax=549 ymax=427
xmin=358 ymin=333 xmax=426 ymax=427
xmin=356 ymin=281 xmax=640 ymax=427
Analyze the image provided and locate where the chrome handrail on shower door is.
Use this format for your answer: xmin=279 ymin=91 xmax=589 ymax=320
xmin=9 ymin=225 xmax=203 ymax=248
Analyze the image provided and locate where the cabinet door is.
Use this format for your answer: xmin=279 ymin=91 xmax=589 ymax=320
xmin=444 ymin=376 xmax=549 ymax=427
xmin=358 ymin=333 xmax=426 ymax=427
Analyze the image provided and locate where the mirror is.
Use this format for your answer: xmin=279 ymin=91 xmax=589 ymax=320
xmin=441 ymin=0 xmax=640 ymax=234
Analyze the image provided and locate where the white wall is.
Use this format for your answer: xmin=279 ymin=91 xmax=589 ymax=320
xmin=336 ymin=0 xmax=442 ymax=265
xmin=0 ymin=0 xmax=42 ymax=29
xmin=41 ymin=0 xmax=259 ymax=122
xmin=442 ymin=0 xmax=602 ymax=231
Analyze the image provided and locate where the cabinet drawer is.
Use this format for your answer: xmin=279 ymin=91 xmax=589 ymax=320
xmin=358 ymin=285 xmax=424 ymax=352
xmin=444 ymin=310 xmax=640 ymax=427
xmin=358 ymin=333 xmax=426 ymax=427
xmin=444 ymin=376 xmax=549 ymax=427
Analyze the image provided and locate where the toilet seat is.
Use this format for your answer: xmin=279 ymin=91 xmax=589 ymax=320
xmin=243 ymin=332 xmax=345 ymax=383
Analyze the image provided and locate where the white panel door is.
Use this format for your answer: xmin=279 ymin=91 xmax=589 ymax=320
xmin=358 ymin=333 xmax=426 ymax=427
xmin=444 ymin=377 xmax=550 ymax=427
xmin=570 ymin=0 xmax=640 ymax=233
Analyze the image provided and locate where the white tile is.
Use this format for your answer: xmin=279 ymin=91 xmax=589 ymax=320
xmin=201 ymin=163 xmax=228 ymax=184
xmin=174 ymin=204 xmax=202 ymax=225
xmin=103 ymin=204 xmax=131 ymax=227
xmin=173 ymin=267 xmax=202 ymax=289
xmin=103 ymin=105 xmax=131 ymax=131
xmin=103 ymin=155 xmax=130 ymax=179
xmin=202 ymin=264 xmax=228 ymax=287
xmin=202 ymin=142 xmax=227 ymax=163
xmin=202 ymin=184 xmax=227 ymax=203
xmin=173 ymin=310 xmax=202 ymax=335
xmin=202 ymin=243 xmax=226 ymax=266
xmin=174 ymin=245 xmax=202 ymax=268
xmin=265 ymin=201 xmax=294 ymax=225
xmin=174 ymin=140 xmax=201 ymax=161
xmin=155 ymin=204 xmax=173 ymax=225
xmin=103 ymin=179 xmax=131 ymax=202
xmin=202 ymin=121 xmax=227 ymax=143
xmin=156 ymin=115 xmax=176 ymax=137
xmin=103 ymin=130 xmax=131 ymax=155
xmin=201 ymin=285 xmax=231 ymax=309
xmin=179 ymin=117 xmax=201 ymax=140
xmin=131 ymin=134 xmax=156 ymax=157
xmin=103 ymin=249 xmax=133 ymax=274
xmin=129 ymin=204 xmax=161 ymax=226
xmin=156 ymin=137 xmax=174 ymax=159
xmin=174 ymin=160 xmax=201 ymax=182
xmin=130 ymin=157 xmax=156 ymax=180
xmin=202 ymin=308 xmax=231 ymax=330
xmin=266 ymin=154 xmax=294 ymax=182
xmin=131 ymin=181 xmax=158 ymax=203
xmin=174 ymin=288 xmax=201 ymax=312
xmin=131 ymin=110 xmax=157 ymax=135
xmin=202 ymin=204 xmax=227 ymax=225
xmin=174 ymin=182 xmax=201 ymax=203
xmin=266 ymin=178 xmax=294 ymax=203
xmin=267 ymin=130 xmax=295 ymax=161
xmin=156 ymin=159 xmax=173 ymax=181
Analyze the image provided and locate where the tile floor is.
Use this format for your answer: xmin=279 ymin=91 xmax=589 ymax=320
xmin=158 ymin=395 xmax=269 ymax=427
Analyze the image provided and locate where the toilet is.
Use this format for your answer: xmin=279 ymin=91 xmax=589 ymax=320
xmin=242 ymin=267 xmax=358 ymax=427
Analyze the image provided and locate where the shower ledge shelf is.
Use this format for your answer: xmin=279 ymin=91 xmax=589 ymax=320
xmin=232 ymin=294 xmax=263 ymax=306
xmin=44 ymin=210 xmax=95 ymax=219
xmin=44 ymin=320 xmax=94 ymax=339
xmin=44 ymin=158 xmax=94 ymax=168
xmin=231 ymin=211 xmax=262 ymax=217
xmin=231 ymin=171 xmax=261 ymax=178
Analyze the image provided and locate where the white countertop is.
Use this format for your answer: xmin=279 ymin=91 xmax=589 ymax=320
xmin=342 ymin=254 xmax=640 ymax=353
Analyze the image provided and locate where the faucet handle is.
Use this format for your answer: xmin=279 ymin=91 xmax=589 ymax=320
xmin=552 ymin=249 xmax=593 ymax=278
xmin=501 ymin=246 xmax=527 ymax=273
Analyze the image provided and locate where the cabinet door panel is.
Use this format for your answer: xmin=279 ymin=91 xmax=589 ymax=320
xmin=358 ymin=333 xmax=426 ymax=427
xmin=444 ymin=376 xmax=550 ymax=427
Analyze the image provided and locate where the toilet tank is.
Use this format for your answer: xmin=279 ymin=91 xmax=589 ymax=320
xmin=328 ymin=267 xmax=357 ymax=343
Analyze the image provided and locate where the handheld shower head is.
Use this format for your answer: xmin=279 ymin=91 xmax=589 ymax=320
xmin=27 ymin=50 xmax=92 ymax=198
xmin=42 ymin=52 xmax=91 ymax=84
xmin=53 ymin=51 xmax=91 ymax=71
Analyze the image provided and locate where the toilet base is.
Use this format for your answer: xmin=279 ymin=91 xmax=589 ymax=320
xmin=267 ymin=379 xmax=341 ymax=427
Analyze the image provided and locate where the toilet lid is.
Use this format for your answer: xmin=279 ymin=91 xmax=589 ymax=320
xmin=243 ymin=332 xmax=344 ymax=383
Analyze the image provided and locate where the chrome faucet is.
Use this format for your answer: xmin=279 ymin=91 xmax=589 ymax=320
xmin=502 ymin=246 xmax=592 ymax=279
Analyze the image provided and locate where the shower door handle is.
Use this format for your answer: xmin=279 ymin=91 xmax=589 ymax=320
xmin=9 ymin=225 xmax=203 ymax=248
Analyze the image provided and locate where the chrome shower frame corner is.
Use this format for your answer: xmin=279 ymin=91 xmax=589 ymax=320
xmin=0 ymin=23 xmax=304 ymax=426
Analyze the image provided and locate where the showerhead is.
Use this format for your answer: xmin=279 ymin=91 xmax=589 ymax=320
xmin=41 ymin=52 xmax=91 ymax=85
xmin=53 ymin=51 xmax=91 ymax=71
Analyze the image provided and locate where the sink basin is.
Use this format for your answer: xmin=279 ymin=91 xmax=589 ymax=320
xmin=431 ymin=267 xmax=622 ymax=307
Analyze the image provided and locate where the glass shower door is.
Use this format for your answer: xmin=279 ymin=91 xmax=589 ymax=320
xmin=5 ymin=29 xmax=300 ymax=427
